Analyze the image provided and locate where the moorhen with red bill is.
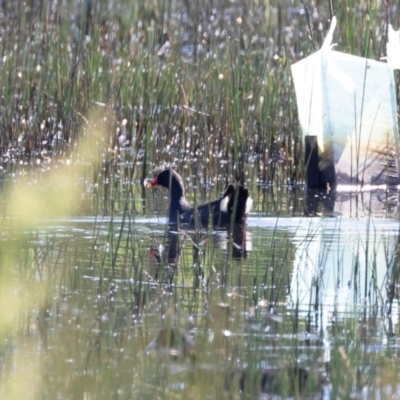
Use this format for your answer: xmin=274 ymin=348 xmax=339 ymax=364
xmin=147 ymin=169 xmax=252 ymax=226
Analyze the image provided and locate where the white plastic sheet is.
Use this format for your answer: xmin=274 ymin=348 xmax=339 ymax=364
xmin=387 ymin=24 xmax=400 ymax=69
xmin=291 ymin=17 xmax=400 ymax=186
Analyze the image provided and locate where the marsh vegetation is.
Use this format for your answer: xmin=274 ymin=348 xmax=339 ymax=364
xmin=1 ymin=0 xmax=400 ymax=398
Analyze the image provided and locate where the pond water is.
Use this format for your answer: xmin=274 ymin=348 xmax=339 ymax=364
xmin=6 ymin=188 xmax=399 ymax=399
xmin=0 ymin=0 xmax=399 ymax=397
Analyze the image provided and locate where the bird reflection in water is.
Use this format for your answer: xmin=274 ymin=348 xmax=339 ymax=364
xmin=148 ymin=222 xmax=249 ymax=285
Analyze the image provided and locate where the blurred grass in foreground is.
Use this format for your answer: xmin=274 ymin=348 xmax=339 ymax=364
xmin=0 ymin=109 xmax=111 ymax=398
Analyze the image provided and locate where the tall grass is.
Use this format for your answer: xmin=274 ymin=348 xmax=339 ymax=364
xmin=1 ymin=1 xmax=400 ymax=399
xmin=0 ymin=0 xmax=392 ymax=196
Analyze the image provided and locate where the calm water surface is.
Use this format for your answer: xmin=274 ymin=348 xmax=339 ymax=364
xmin=27 ymin=192 xmax=400 ymax=398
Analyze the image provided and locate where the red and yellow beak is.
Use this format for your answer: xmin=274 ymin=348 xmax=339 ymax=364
xmin=146 ymin=177 xmax=158 ymax=188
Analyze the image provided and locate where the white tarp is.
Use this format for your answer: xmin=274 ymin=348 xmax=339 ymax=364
xmin=291 ymin=17 xmax=400 ymax=186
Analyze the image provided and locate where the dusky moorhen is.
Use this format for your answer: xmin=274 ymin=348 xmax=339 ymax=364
xmin=147 ymin=169 xmax=252 ymax=226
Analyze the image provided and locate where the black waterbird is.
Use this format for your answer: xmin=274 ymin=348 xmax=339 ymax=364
xmin=147 ymin=169 xmax=252 ymax=226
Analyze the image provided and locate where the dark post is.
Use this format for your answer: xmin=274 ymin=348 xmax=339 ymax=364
xmin=304 ymin=136 xmax=320 ymax=188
